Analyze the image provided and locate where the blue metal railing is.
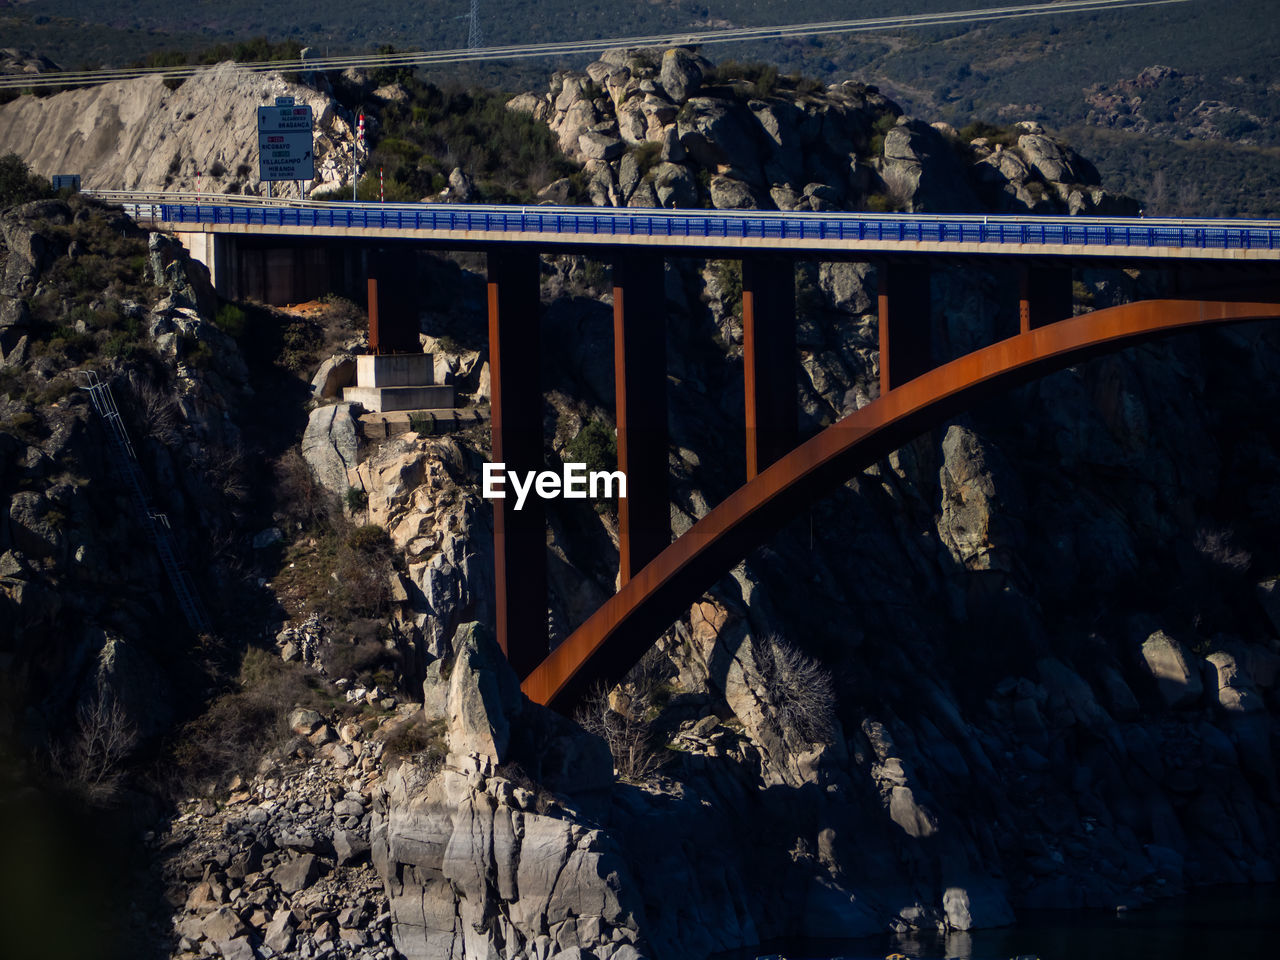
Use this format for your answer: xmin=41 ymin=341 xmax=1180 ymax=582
xmin=134 ymin=198 xmax=1280 ymax=254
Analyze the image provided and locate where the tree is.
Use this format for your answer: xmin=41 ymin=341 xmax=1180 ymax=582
xmin=0 ymin=154 xmax=54 ymax=208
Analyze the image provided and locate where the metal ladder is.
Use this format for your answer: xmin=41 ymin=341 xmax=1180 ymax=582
xmin=81 ymin=370 xmax=212 ymax=635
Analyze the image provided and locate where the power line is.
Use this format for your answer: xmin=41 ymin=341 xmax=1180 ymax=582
xmin=0 ymin=0 xmax=1190 ymax=91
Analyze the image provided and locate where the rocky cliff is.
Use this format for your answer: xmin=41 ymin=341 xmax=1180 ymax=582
xmin=0 ymin=62 xmax=353 ymax=197
xmin=509 ymin=47 xmax=1133 ymax=217
xmin=3 ymin=47 xmax=1279 ymax=960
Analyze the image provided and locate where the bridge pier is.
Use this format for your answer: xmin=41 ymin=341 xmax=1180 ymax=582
xmin=742 ymin=257 xmax=798 ymax=479
xmin=367 ymin=247 xmax=421 ymax=354
xmin=487 ymin=248 xmax=549 ymax=679
xmin=613 ymin=254 xmax=671 ymax=583
xmin=1019 ymin=266 xmax=1074 ymax=332
xmin=878 ymin=262 xmax=933 ymax=393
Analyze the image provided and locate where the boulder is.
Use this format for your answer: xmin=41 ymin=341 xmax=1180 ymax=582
xmin=310 ymin=354 xmax=356 ymax=399
xmin=1141 ymin=631 xmax=1203 ymax=708
xmin=301 ymin=402 xmax=358 ymax=497
xmin=579 ymin=132 xmax=625 ymax=162
xmin=652 ymin=163 xmax=697 ymax=209
xmin=1017 ymin=133 xmax=1076 ymax=183
xmin=658 ymin=48 xmax=707 ymax=103
xmin=273 ymin=853 xmax=319 ymax=894
xmin=708 ymin=176 xmax=758 ymax=210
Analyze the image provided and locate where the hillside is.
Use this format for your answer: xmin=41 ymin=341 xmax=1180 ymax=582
xmin=2 ymin=43 xmax=1280 ymax=960
xmin=4 ymin=1 xmax=1276 ymax=216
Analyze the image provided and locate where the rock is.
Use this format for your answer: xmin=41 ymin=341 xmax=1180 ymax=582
xmin=310 ymin=355 xmax=356 ymax=399
xmin=1018 ymin=133 xmax=1076 ymax=183
xmin=707 ymin=176 xmax=758 ymax=210
xmin=272 ymin=853 xmax=319 ymax=894
xmin=537 ymin=178 xmax=573 ymax=204
xmin=0 ymin=62 xmax=352 ymax=197
xmin=880 ymin=118 xmax=979 ymax=212
xmin=658 ymin=48 xmax=707 ymax=103
xmin=579 ymin=131 xmax=625 ymax=162
xmin=301 ymin=402 xmax=358 ymax=498
xmin=1141 ymin=631 xmax=1203 ymax=708
xmin=200 ymin=906 xmax=247 ymax=943
xmin=652 ymin=163 xmax=697 ymax=209
xmin=447 ymin=167 xmax=474 ymax=201
xmin=288 ymin=708 xmax=322 ymax=735
xmin=218 ymin=937 xmax=256 ymax=960
xmin=445 ymin=621 xmax=521 ymax=761
xmin=334 ymin=828 xmax=371 ymax=866
xmin=1206 ymin=651 xmax=1262 ymax=712
xmin=677 ymin=99 xmax=763 ymax=184
xmin=507 ymin=92 xmax=547 ymax=120
xmin=263 ymin=910 xmax=296 ymax=954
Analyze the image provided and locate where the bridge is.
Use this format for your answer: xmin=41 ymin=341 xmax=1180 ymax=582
xmin=100 ymin=191 xmax=1280 ymax=711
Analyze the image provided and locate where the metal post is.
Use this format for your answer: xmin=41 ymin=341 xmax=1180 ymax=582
xmin=1019 ymin=266 xmax=1074 ymax=333
xmin=613 ymin=254 xmax=670 ymax=584
xmin=742 ymin=257 xmax=798 ymax=479
xmin=488 ymin=248 xmax=548 ymax=678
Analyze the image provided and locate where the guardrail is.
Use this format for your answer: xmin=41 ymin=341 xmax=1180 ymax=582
xmin=89 ymin=191 xmax=1280 ymax=254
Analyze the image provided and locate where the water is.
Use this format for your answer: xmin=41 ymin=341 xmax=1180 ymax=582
xmin=722 ymin=886 xmax=1278 ymax=960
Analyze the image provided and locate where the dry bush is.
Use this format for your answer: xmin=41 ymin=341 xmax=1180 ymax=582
xmin=1193 ymin=524 xmax=1251 ymax=572
xmin=575 ymin=680 xmax=666 ymax=783
xmin=334 ymin=524 xmax=396 ymax=618
xmin=757 ymin=635 xmax=838 ymax=745
xmin=50 ymin=683 xmax=139 ymax=805
xmin=274 ymin=448 xmax=333 ymax=527
xmin=128 ymin=376 xmax=182 ymax=447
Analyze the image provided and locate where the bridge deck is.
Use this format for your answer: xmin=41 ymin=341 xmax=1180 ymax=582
xmin=97 ymin=192 xmax=1280 ymax=262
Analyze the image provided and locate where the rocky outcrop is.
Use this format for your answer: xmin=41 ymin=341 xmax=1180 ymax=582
xmin=301 ymin=403 xmax=358 ymax=498
xmin=0 ymin=62 xmax=353 ymax=197
xmin=512 ymin=49 xmax=1131 ymax=216
xmin=372 ymin=622 xmax=634 ymax=959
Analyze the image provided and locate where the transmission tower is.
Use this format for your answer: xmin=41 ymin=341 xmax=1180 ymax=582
xmin=467 ymin=0 xmax=482 ymax=50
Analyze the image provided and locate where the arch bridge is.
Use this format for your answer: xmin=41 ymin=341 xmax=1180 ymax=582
xmin=105 ymin=193 xmax=1280 ymax=711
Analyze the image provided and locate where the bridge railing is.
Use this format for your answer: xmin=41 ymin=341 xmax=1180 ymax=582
xmin=92 ymin=191 xmax=1280 ymax=253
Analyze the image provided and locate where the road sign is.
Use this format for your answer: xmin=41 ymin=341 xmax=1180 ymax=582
xmin=257 ymin=103 xmax=314 ymax=182
xmin=51 ymin=174 xmax=81 ymax=192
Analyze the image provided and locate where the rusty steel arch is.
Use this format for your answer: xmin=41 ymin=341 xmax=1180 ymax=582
xmin=522 ymin=298 xmax=1280 ymax=711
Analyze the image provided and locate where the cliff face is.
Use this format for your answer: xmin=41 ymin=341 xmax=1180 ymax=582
xmin=509 ymin=47 xmax=1133 ymax=217
xmin=0 ymin=62 xmax=352 ymax=197
xmin=4 ymin=49 xmax=1279 ymax=960
xmin=354 ymin=55 xmax=1279 ymax=960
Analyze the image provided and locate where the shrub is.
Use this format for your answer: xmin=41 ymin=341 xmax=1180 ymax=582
xmin=345 ymin=486 xmax=369 ymax=513
xmin=565 ymin=419 xmax=617 ymax=478
xmin=0 ymin=154 xmax=54 ymax=208
xmin=756 ymin=636 xmax=837 ymax=745
xmin=214 ymin=303 xmax=247 ymax=338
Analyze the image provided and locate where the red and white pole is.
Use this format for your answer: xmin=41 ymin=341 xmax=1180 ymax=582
xmin=380 ymin=166 xmax=384 ymax=203
xmin=354 ymin=111 xmax=365 ymax=201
